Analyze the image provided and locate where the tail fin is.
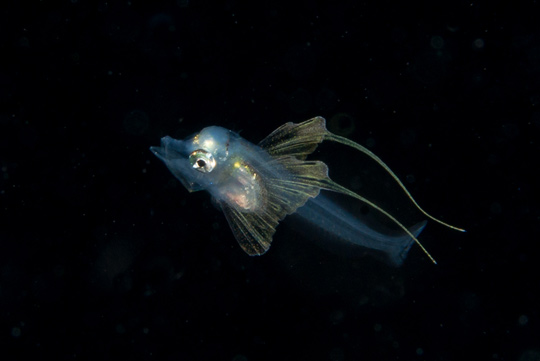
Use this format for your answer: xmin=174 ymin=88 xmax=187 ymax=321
xmin=388 ymin=220 xmax=428 ymax=266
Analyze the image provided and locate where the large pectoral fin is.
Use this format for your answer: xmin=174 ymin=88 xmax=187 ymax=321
xmin=219 ymin=158 xmax=329 ymax=255
xmin=219 ymin=202 xmax=272 ymax=255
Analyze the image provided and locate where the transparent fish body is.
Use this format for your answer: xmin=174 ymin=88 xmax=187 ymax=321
xmin=150 ymin=117 xmax=464 ymax=265
xmin=294 ymin=195 xmax=427 ymax=266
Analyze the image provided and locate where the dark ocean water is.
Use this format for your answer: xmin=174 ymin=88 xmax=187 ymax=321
xmin=1 ymin=1 xmax=539 ymax=360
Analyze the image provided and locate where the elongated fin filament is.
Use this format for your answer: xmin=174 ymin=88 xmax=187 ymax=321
xmin=321 ymin=179 xmax=438 ymax=264
xmin=325 ymin=133 xmax=466 ymax=233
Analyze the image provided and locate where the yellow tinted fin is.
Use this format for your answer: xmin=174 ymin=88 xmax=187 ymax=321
xmin=219 ymin=157 xmax=328 ymax=255
xmin=255 ymin=116 xmax=464 ymax=263
xmin=258 ymin=116 xmax=328 ymax=160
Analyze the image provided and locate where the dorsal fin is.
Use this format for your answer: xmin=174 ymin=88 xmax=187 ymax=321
xmin=258 ymin=116 xmax=327 ymax=159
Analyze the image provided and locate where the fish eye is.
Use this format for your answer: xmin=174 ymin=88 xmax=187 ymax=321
xmin=189 ymin=149 xmax=216 ymax=173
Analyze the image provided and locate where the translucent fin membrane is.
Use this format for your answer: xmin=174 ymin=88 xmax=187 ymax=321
xmin=260 ymin=117 xmax=465 ymax=264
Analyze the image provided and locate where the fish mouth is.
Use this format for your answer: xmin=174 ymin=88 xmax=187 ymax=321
xmin=151 ymin=136 xmax=190 ymax=159
xmin=150 ymin=137 xmax=203 ymax=192
xmin=149 ymin=145 xmax=167 ymax=160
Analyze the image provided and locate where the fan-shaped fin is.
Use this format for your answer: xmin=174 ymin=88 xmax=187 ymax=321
xmin=258 ymin=116 xmax=327 ymax=159
xmin=220 ymin=157 xmax=329 ymax=255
